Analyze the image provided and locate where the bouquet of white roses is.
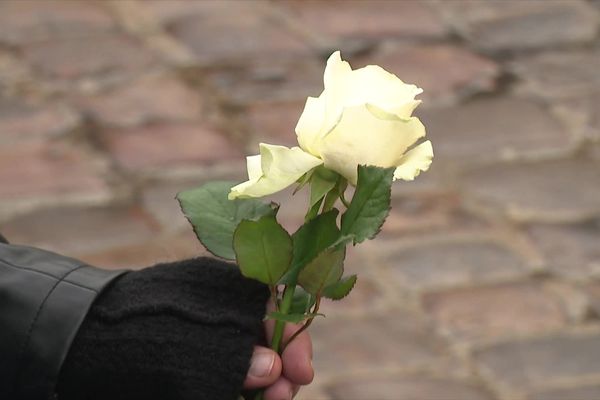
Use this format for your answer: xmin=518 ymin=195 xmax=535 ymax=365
xmin=178 ymin=51 xmax=433 ymax=399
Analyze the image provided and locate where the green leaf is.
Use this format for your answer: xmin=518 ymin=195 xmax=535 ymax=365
xmin=323 ymin=275 xmax=357 ymax=300
xmin=177 ymin=181 xmax=273 ymax=260
xmin=294 ymin=169 xmax=314 ymax=194
xmin=290 ymin=287 xmax=316 ymax=314
xmin=309 ymin=167 xmax=337 ymax=208
xmin=298 ymin=248 xmax=346 ymax=296
xmin=341 ymin=165 xmax=394 ymax=244
xmin=322 ymin=186 xmax=339 ymax=212
xmin=266 ymin=311 xmax=325 ymax=324
xmin=279 ymin=209 xmax=341 ymax=284
xmin=292 ymin=209 xmax=340 ymax=269
xmin=233 ymin=215 xmax=292 ymax=285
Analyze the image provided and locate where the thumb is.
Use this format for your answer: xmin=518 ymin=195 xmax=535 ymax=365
xmin=243 ymin=346 xmax=282 ymax=389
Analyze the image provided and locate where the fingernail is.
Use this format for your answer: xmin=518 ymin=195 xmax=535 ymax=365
xmin=249 ymin=351 xmax=275 ymax=378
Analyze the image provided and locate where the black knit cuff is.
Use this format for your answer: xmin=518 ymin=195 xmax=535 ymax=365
xmin=57 ymin=257 xmax=270 ymax=400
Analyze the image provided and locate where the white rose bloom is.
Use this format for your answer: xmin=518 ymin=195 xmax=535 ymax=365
xmin=229 ymin=51 xmax=433 ymax=200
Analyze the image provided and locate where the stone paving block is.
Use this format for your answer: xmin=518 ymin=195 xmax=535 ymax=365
xmin=0 ymin=51 xmax=33 ymax=95
xmin=582 ymin=94 xmax=600 ymax=142
xmin=391 ymin=166 xmax=449 ymax=197
xmin=416 ymin=96 xmax=576 ymax=167
xmin=462 ymin=158 xmax=600 ymax=223
xmin=243 ymin=101 xmax=304 ymax=149
xmin=1 ymin=205 xmax=156 ymax=257
xmin=310 ymin=312 xmax=453 ymax=375
xmin=0 ymin=0 xmax=116 ymax=46
xmin=383 ymin=239 xmax=530 ymax=292
xmin=77 ymin=73 xmax=203 ymax=128
xmin=362 ymin=44 xmax=499 ymax=106
xmin=22 ymin=33 xmax=159 ymax=83
xmin=206 ymin=57 xmax=324 ymax=106
xmin=529 ymin=384 xmax=600 ymax=400
xmin=0 ymin=96 xmax=81 ymax=143
xmin=280 ymin=0 xmax=447 ymax=42
xmin=527 ymin=221 xmax=600 ymax=280
xmin=474 ymin=330 xmax=600 ymax=394
xmin=511 ymin=48 xmax=600 ymax=100
xmin=439 ymin=0 xmax=599 ymax=53
xmin=167 ymin=5 xmax=310 ymax=65
xmin=0 ymin=140 xmax=111 ymax=217
xmin=423 ymin=281 xmax=568 ymax=343
xmin=382 ymin=194 xmax=485 ymax=237
xmin=585 ymin=280 xmax=600 ymax=317
xmin=327 ymin=374 xmax=494 ymax=400
xmin=593 ymin=143 xmax=600 ymax=158
xmin=79 ymin=231 xmax=207 ymax=270
xmin=547 ymin=92 xmax=600 ymax=144
xmin=318 ymin=273 xmax=387 ymax=316
xmin=100 ymin=122 xmax=243 ymax=172
xmin=143 ymin=181 xmax=195 ymax=229
xmin=146 ymin=0 xmax=266 ymax=26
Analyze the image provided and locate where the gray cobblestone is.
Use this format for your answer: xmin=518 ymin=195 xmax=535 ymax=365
xmin=438 ymin=0 xmax=599 ymax=53
xmin=462 ymin=158 xmax=600 ymax=223
xmin=327 ymin=374 xmax=495 ymax=400
xmin=474 ymin=329 xmax=600 ymax=396
xmin=527 ymin=221 xmax=600 ymax=280
xmin=511 ymin=49 xmax=600 ymax=100
xmin=529 ymin=384 xmax=600 ymax=400
xmin=382 ymin=238 xmax=532 ymax=292
xmin=417 ymin=96 xmax=578 ymax=167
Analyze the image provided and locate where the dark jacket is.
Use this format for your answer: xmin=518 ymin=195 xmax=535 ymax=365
xmin=0 ymin=234 xmax=269 ymax=400
xmin=0 ymin=235 xmax=126 ymax=399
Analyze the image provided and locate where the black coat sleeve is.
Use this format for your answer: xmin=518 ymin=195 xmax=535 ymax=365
xmin=57 ymin=257 xmax=270 ymax=400
xmin=0 ymin=237 xmax=269 ymax=400
xmin=0 ymin=241 xmax=126 ymax=400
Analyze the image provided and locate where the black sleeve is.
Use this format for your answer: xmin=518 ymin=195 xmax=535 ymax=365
xmin=0 ymin=233 xmax=8 ymax=244
xmin=56 ymin=257 xmax=270 ymax=400
xmin=0 ymin=242 xmax=126 ymax=400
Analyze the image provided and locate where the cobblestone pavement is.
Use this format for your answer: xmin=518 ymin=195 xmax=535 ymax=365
xmin=1 ymin=1 xmax=600 ymax=399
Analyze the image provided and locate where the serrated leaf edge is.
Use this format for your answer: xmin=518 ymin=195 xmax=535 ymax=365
xmin=323 ymin=275 xmax=358 ymax=301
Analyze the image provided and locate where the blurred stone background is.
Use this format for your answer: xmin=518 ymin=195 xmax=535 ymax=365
xmin=1 ymin=0 xmax=600 ymax=399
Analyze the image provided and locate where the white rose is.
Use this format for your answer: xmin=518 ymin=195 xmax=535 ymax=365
xmin=229 ymin=51 xmax=433 ymax=200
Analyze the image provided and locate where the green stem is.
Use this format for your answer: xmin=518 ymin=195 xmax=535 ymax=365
xmin=282 ymin=296 xmax=321 ymax=353
xmin=271 ymin=284 xmax=296 ymax=351
xmin=254 ymin=283 xmax=297 ymax=400
xmin=305 ymin=196 xmax=323 ymax=222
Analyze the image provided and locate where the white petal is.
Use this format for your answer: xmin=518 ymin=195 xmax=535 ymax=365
xmin=324 ymin=51 xmax=352 ymax=93
xmin=295 ymin=53 xmax=353 ymax=157
xmin=228 ymin=178 xmax=261 ymax=200
xmin=322 ymin=51 xmax=353 ymax=139
xmin=393 ymin=141 xmax=434 ymax=181
xmin=320 ymin=104 xmax=426 ymax=184
xmin=295 ymin=96 xmax=326 ymax=157
xmin=229 ymin=144 xmax=323 ymax=199
xmin=346 ymin=65 xmax=423 ymax=118
xmin=246 ymin=155 xmax=262 ymax=181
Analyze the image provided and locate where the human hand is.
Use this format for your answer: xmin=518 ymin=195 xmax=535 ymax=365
xmin=243 ymin=318 xmax=314 ymax=400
